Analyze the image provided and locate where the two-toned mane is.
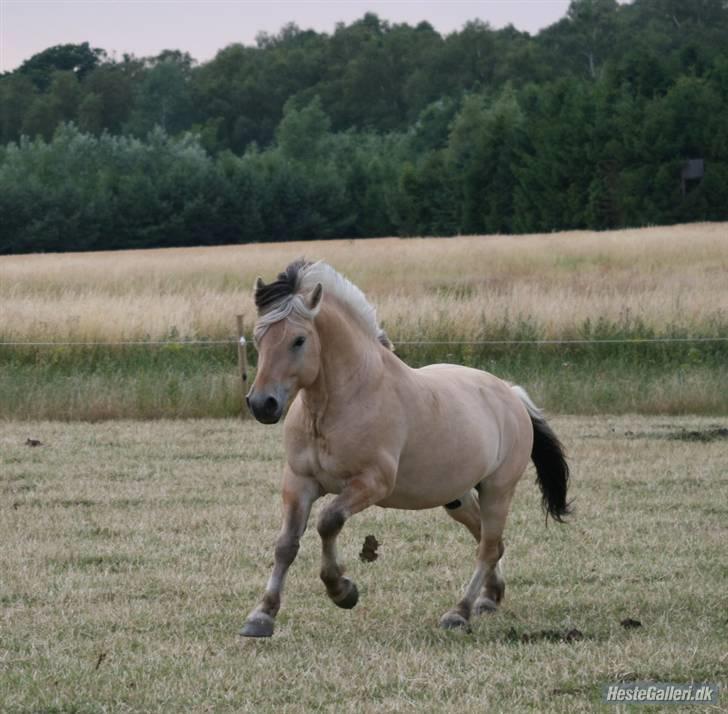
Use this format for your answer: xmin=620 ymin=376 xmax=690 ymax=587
xmin=253 ymin=260 xmax=393 ymax=350
xmin=241 ymin=259 xmax=571 ymax=638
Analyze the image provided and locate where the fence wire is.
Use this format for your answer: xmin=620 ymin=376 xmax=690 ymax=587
xmin=0 ymin=336 xmax=727 ymax=348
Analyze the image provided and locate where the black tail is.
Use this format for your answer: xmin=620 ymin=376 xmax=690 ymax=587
xmin=530 ymin=414 xmax=572 ymax=523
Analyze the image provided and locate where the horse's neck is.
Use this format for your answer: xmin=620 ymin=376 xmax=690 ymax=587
xmin=302 ymin=300 xmax=382 ymax=419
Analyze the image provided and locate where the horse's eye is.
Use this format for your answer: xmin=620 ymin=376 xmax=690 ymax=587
xmin=292 ymin=336 xmax=306 ymax=350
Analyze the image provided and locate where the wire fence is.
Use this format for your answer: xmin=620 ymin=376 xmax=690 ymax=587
xmin=0 ymin=339 xmax=236 ymax=347
xmin=0 ymin=336 xmax=727 ymax=348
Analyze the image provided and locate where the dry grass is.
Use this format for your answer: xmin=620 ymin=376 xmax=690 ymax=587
xmin=1 ymin=416 xmax=726 ymax=712
xmin=1 ymin=222 xmax=726 ymax=342
xmin=1 ymin=223 xmax=726 ymax=418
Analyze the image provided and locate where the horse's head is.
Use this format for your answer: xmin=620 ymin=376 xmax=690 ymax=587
xmin=247 ymin=263 xmax=323 ymax=424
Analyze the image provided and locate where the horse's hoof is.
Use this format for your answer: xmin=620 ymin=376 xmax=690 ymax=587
xmin=333 ymin=578 xmax=359 ymax=609
xmin=239 ymin=612 xmax=275 ymax=638
xmin=474 ymin=596 xmax=498 ymax=615
xmin=439 ymin=611 xmax=472 ymax=633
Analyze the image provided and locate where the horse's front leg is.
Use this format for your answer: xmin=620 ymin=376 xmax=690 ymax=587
xmin=317 ymin=463 xmax=394 ymax=609
xmin=240 ymin=467 xmax=321 ymax=638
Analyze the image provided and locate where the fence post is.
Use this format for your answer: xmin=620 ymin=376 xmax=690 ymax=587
xmin=236 ymin=314 xmax=248 ymax=417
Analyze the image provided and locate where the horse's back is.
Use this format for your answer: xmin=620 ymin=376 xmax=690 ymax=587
xmin=414 ymin=362 xmax=520 ymax=414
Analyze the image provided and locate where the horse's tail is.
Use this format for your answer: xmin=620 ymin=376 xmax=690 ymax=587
xmin=511 ymin=386 xmax=572 ymax=523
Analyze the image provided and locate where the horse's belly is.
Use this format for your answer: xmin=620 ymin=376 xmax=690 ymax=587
xmin=375 ymin=418 xmax=492 ymax=509
xmin=380 ymin=452 xmax=490 ymax=509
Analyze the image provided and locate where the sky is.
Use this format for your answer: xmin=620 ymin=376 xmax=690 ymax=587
xmin=0 ymin=0 xmax=574 ymax=73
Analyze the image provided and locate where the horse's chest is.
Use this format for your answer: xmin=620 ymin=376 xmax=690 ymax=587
xmin=294 ymin=434 xmax=349 ymax=494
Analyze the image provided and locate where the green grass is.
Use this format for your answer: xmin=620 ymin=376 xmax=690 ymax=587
xmin=0 ymin=344 xmax=243 ymax=420
xmin=1 ymin=330 xmax=727 ymax=419
xmin=1 ymin=416 xmax=726 ymax=712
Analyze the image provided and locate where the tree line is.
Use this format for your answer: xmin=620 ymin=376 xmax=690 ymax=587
xmin=1 ymin=0 xmax=727 ymax=253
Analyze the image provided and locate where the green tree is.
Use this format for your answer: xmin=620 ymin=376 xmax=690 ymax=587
xmin=0 ymin=74 xmax=37 ymax=143
xmin=276 ymin=97 xmax=331 ymax=162
xmin=47 ymin=71 xmax=81 ymax=123
xmin=126 ymin=53 xmax=195 ymax=136
xmin=18 ymin=72 xmax=80 ymax=139
xmin=82 ymin=62 xmax=137 ymax=133
xmin=78 ymin=92 xmax=104 ymax=134
xmin=21 ymin=96 xmax=57 ymax=139
xmin=18 ymin=42 xmax=106 ymax=90
xmin=447 ymin=88 xmax=525 ymax=233
xmin=395 ymin=153 xmax=458 ymax=236
xmin=566 ymin=0 xmax=620 ymax=79
xmin=3 ymin=3 xmax=728 ymax=252
xmin=513 ymin=81 xmax=597 ymax=232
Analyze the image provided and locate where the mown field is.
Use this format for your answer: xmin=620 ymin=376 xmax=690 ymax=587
xmin=1 ymin=222 xmax=727 ymax=419
xmin=1 ymin=416 xmax=726 ymax=712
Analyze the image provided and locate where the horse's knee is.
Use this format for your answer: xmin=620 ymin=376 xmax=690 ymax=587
xmin=317 ymin=508 xmax=345 ymax=540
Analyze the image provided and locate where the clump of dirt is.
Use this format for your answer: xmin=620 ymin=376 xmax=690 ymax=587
xmin=666 ymin=427 xmax=728 ymax=443
xmin=359 ymin=535 xmax=380 ymax=562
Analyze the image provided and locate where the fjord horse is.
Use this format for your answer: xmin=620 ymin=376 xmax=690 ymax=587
xmin=242 ymin=260 xmax=570 ymax=637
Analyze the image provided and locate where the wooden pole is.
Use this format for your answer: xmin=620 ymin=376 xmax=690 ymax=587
xmin=236 ymin=314 xmax=248 ymax=416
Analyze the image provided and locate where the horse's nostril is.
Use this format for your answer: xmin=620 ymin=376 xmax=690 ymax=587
xmin=264 ymin=396 xmax=279 ymax=414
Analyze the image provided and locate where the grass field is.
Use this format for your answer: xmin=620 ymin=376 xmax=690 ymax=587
xmin=2 ymin=223 xmax=727 ymax=343
xmin=1 ymin=416 xmax=726 ymax=712
xmin=1 ymin=222 xmax=727 ymax=418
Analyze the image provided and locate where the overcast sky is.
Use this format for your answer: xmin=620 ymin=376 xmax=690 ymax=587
xmin=0 ymin=0 xmax=575 ymax=73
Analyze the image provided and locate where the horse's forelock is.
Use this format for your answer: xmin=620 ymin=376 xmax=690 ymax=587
xmin=254 ymin=259 xmax=311 ymax=314
xmin=253 ymin=259 xmax=395 ymax=352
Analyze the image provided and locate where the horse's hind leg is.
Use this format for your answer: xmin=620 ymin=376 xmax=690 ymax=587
xmin=443 ymin=490 xmax=481 ymax=541
xmin=443 ymin=491 xmax=505 ymax=614
xmin=439 ymin=480 xmax=514 ymax=631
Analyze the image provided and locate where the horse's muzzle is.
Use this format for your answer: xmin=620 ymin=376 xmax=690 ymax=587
xmin=246 ymin=388 xmax=285 ymax=424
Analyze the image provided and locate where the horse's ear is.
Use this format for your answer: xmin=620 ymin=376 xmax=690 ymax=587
xmin=254 ymin=276 xmax=265 ymax=295
xmin=306 ymin=282 xmax=323 ymax=311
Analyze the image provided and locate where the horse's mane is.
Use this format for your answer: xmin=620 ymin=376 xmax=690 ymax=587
xmin=254 ymin=260 xmax=393 ymax=350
